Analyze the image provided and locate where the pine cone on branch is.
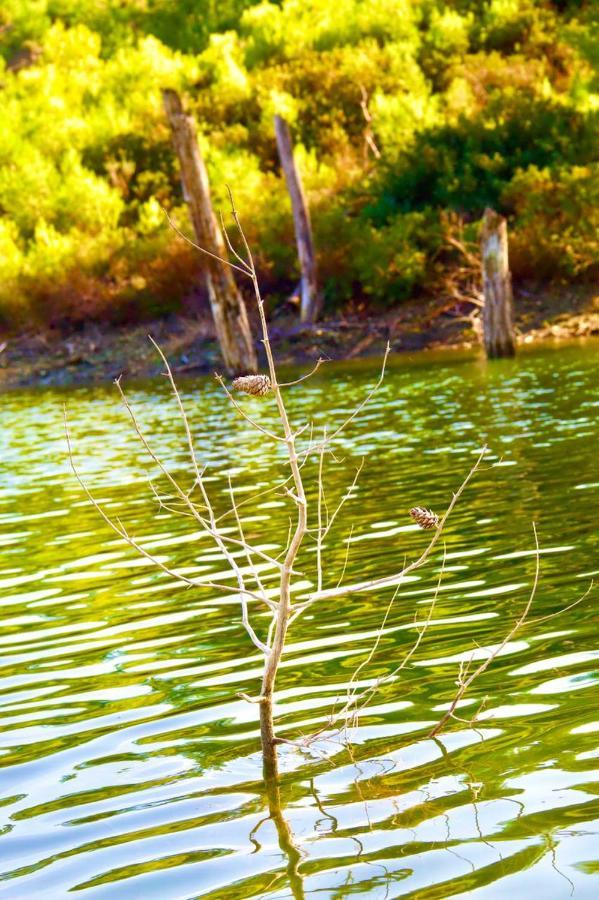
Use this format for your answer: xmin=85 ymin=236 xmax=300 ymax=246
xmin=232 ymin=374 xmax=272 ymax=396
xmin=409 ymin=507 xmax=439 ymax=530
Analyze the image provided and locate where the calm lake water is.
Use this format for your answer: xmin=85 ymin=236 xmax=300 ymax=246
xmin=0 ymin=340 xmax=597 ymax=899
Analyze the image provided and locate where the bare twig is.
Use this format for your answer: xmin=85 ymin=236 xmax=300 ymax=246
xmin=300 ymin=343 xmax=391 ymax=458
xmin=218 ymin=209 xmax=252 ymax=274
xmin=162 ymin=205 xmax=251 ymax=277
xmin=299 ymin=552 xmax=444 ymax=747
xmin=279 ymin=357 xmax=328 ymax=388
xmin=64 ymin=407 xmax=265 ymax=606
xmin=308 ymin=445 xmax=487 ymax=603
xmin=428 ymin=522 xmax=542 ymax=737
xmin=114 ymin=370 xmax=288 ymax=573
xmin=214 ymin=372 xmax=285 ymax=442
xmin=228 ymin=473 xmax=270 ymax=605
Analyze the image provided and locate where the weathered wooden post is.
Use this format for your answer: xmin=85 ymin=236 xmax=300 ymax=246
xmin=480 ymin=207 xmax=516 ymax=358
xmin=162 ymin=89 xmax=257 ymax=375
xmin=274 ymin=115 xmax=321 ymax=324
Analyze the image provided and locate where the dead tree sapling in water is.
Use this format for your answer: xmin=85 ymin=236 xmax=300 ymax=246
xmin=65 ymin=196 xmax=587 ymax=784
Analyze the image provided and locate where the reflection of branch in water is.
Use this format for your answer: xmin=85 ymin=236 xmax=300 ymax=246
xmin=248 ymin=814 xmax=270 ymax=854
xmin=346 ymin=749 xmax=374 ymax=832
xmin=309 ymin=778 xmax=392 ymax=897
xmin=348 ymin=833 xmax=392 ymax=896
xmin=431 ymin=735 xmax=502 ymax=863
xmin=262 ymin=765 xmax=306 ymax=900
xmin=544 ymin=832 xmax=575 ymax=897
xmin=309 ymin=778 xmax=338 ymax=834
xmin=442 ymin=807 xmax=477 ymax=873
xmin=503 ymin=794 xmax=525 ymax=820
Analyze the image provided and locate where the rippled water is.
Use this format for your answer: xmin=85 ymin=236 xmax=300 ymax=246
xmin=0 ymin=340 xmax=597 ymax=899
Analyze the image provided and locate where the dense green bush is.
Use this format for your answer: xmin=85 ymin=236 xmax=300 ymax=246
xmin=503 ymin=163 xmax=599 ymax=280
xmin=0 ymin=0 xmax=596 ymax=327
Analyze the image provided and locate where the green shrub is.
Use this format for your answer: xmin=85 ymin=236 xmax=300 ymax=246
xmin=503 ymin=164 xmax=599 ymax=280
xmin=0 ymin=0 xmax=596 ymax=328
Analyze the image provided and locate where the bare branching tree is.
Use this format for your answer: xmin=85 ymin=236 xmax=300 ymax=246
xmin=64 ymin=195 xmax=588 ymax=782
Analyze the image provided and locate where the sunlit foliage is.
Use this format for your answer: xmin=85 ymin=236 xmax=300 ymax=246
xmin=0 ymin=0 xmax=596 ymax=325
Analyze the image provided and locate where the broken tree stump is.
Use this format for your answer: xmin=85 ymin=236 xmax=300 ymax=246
xmin=163 ymin=89 xmax=257 ymax=375
xmin=274 ymin=114 xmax=321 ymax=324
xmin=480 ymin=208 xmax=516 ymax=358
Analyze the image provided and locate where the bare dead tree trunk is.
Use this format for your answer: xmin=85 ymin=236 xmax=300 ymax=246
xmin=480 ymin=208 xmax=516 ymax=358
xmin=163 ymin=89 xmax=257 ymax=375
xmin=274 ymin=115 xmax=321 ymax=324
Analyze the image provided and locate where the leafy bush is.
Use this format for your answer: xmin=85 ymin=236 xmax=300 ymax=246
xmin=502 ymin=164 xmax=599 ymax=279
xmin=0 ymin=0 xmax=596 ymax=328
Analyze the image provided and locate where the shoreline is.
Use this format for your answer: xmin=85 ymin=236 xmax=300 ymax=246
xmin=1 ymin=285 xmax=596 ymax=390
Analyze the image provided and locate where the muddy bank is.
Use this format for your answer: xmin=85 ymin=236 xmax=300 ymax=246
xmin=1 ymin=284 xmax=597 ymax=390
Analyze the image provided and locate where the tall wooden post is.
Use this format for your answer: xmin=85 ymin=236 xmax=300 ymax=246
xmin=480 ymin=207 xmax=516 ymax=358
xmin=162 ymin=89 xmax=257 ymax=375
xmin=274 ymin=115 xmax=321 ymax=324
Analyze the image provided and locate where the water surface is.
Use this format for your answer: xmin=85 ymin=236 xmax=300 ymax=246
xmin=0 ymin=340 xmax=597 ymax=898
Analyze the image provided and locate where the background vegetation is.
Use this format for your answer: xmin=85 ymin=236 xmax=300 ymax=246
xmin=0 ymin=0 xmax=597 ymax=328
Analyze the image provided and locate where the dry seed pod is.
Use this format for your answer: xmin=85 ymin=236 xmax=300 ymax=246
xmin=409 ymin=507 xmax=439 ymax=529
xmin=232 ymin=374 xmax=272 ymax=396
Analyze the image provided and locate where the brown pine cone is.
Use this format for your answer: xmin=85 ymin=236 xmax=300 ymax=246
xmin=232 ymin=374 xmax=272 ymax=396
xmin=409 ymin=507 xmax=439 ymax=529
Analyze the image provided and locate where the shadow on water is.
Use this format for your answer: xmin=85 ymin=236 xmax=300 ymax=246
xmin=0 ymin=339 xmax=597 ymax=897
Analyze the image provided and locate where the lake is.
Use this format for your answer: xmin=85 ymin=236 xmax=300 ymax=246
xmin=0 ymin=340 xmax=597 ymax=899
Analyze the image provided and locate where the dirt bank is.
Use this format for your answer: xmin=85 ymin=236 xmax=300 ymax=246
xmin=1 ymin=284 xmax=596 ymax=390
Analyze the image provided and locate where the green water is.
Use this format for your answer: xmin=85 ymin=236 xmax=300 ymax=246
xmin=0 ymin=341 xmax=597 ymax=899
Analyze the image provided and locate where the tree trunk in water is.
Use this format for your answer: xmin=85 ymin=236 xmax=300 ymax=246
xmin=480 ymin=207 xmax=516 ymax=358
xmin=274 ymin=115 xmax=321 ymax=324
xmin=163 ymin=89 xmax=257 ymax=375
xmin=259 ymin=621 xmax=287 ymax=782
xmin=259 ymin=698 xmax=279 ymax=789
xmin=260 ymin=678 xmax=305 ymax=896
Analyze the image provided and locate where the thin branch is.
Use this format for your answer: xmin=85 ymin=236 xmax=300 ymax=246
xmin=344 ymin=548 xmax=444 ymax=724
xmin=119 ymin=347 xmax=286 ymax=654
xmin=308 ymin=445 xmax=487 ymax=603
xmin=302 ymin=451 xmax=363 ymax=613
xmin=300 ymin=343 xmax=391 ymax=459
xmin=336 ymin=524 xmax=353 ymax=589
xmin=322 ymin=458 xmax=364 ymax=539
xmin=115 ymin=374 xmax=287 ymax=572
xmin=279 ymin=357 xmax=328 ymax=388
xmin=228 ymin=473 xmax=268 ymax=602
xmin=266 ymin=613 xmax=277 ymax=652
xmin=218 ymin=209 xmax=252 ymax=274
xmin=428 ymin=522 xmax=542 ymax=737
xmin=162 ymin=205 xmax=251 ymax=276
xmin=64 ymin=407 xmax=264 ymax=603
xmin=524 ymin=581 xmax=593 ymax=627
xmin=214 ymin=471 xmax=295 ymax=524
xmin=115 ymin=373 xmax=202 ymax=517
xmin=214 ymin=373 xmax=285 ymax=442
xmin=148 ymin=336 xmax=204 ymax=487
xmin=277 ymin=516 xmax=294 ymax=562
xmin=316 ymin=426 xmax=326 ymax=595
xmin=149 ymin=336 xmax=270 ymax=645
xmin=301 ymin=554 xmax=443 ymax=746
xmin=343 ymin=581 xmax=403 ymax=712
